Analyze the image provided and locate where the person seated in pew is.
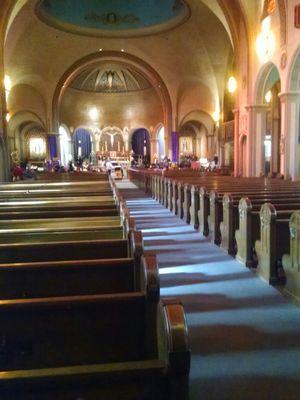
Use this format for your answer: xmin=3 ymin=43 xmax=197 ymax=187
xmin=11 ymin=164 xmax=24 ymax=181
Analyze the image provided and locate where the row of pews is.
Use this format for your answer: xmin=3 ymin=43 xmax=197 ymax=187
xmin=0 ymin=172 xmax=190 ymax=399
xmin=130 ymin=170 xmax=300 ymax=301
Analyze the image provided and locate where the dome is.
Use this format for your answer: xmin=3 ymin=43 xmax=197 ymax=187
xmin=36 ymin=0 xmax=189 ymax=37
xmin=69 ymin=65 xmax=152 ymax=93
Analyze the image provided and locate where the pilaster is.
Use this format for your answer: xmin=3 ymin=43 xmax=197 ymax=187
xmin=279 ymin=92 xmax=300 ymax=180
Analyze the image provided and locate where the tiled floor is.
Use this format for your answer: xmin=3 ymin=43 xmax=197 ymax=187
xmin=117 ymin=180 xmax=300 ymax=400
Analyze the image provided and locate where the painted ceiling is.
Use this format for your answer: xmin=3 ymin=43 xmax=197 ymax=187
xmin=70 ymin=64 xmax=152 ymax=93
xmin=37 ymin=0 xmax=189 ymax=34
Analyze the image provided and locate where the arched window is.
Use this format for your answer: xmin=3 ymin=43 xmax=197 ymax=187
xmin=59 ymin=125 xmax=71 ymax=166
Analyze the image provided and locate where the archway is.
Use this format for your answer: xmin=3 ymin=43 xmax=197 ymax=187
xmin=179 ymin=120 xmax=208 ymax=160
xmin=59 ymin=125 xmax=71 ymax=166
xmin=286 ymin=47 xmax=300 ymax=179
xmin=73 ymin=128 xmax=91 ymax=160
xmin=52 ymin=51 xmax=172 ymax=154
xmin=23 ymin=126 xmax=47 ymax=165
xmin=254 ymin=63 xmax=281 ymax=176
xmin=156 ymin=125 xmax=165 ymax=161
xmin=131 ymin=128 xmax=150 ymax=160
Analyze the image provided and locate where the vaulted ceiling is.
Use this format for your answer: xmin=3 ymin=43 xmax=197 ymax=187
xmin=2 ymin=0 xmax=251 ymax=129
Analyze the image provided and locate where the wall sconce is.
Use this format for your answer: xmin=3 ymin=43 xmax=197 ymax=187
xmin=228 ymin=77 xmax=237 ymax=93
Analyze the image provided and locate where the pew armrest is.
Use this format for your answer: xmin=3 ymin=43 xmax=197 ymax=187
xmin=141 ymin=255 xmax=160 ymax=301
xmin=159 ymin=299 xmax=190 ymax=376
xmin=130 ymin=230 xmax=144 ymax=267
xmin=124 ymin=216 xmax=136 ymax=237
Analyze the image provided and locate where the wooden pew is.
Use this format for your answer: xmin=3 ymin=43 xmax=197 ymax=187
xmin=235 ymin=198 xmax=300 ymax=267
xmin=189 ymin=185 xmax=200 ymax=229
xmin=198 ymin=187 xmax=210 ymax=236
xmin=0 ymin=254 xmax=158 ymax=299
xmin=211 ymin=189 xmax=300 ymax=246
xmin=183 ymin=183 xmax=191 ymax=224
xmin=282 ymin=212 xmax=300 ymax=300
xmin=254 ymin=203 xmax=291 ymax=285
xmin=36 ymin=172 xmax=109 ymax=181
xmin=0 ymin=208 xmax=119 ymax=220
xmin=0 ymin=300 xmax=190 ymax=400
xmin=220 ymin=194 xmax=300 ymax=255
xmin=0 ymin=230 xmax=142 ymax=264
xmin=220 ymin=194 xmax=239 ymax=255
xmin=0 ymin=184 xmax=113 ymax=198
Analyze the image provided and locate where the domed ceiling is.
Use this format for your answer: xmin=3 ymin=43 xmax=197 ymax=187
xmin=69 ymin=64 xmax=152 ymax=93
xmin=36 ymin=0 xmax=190 ymax=37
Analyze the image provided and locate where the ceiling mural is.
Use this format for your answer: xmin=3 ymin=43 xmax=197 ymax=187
xmin=70 ymin=64 xmax=152 ymax=93
xmin=36 ymin=0 xmax=190 ymax=36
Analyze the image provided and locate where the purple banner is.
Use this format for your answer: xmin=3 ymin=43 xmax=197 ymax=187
xmin=48 ymin=135 xmax=57 ymax=159
xmin=74 ymin=128 xmax=92 ymax=159
xmin=171 ymin=131 xmax=179 ymax=163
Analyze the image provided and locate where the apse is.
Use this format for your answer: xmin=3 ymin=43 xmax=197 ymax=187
xmin=59 ymin=61 xmax=164 ymax=159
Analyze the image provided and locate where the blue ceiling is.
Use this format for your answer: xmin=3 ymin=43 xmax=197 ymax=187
xmin=38 ymin=0 xmax=187 ymax=30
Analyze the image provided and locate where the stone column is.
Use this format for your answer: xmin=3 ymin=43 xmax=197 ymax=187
xmin=233 ymin=108 xmax=240 ymax=176
xmin=246 ymin=104 xmax=268 ymax=177
xmin=279 ymin=92 xmax=300 ymax=180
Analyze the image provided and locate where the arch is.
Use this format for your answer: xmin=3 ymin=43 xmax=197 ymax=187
xmin=52 ymin=51 xmax=172 ymax=139
xmin=156 ymin=124 xmax=165 ymax=160
xmin=131 ymin=128 xmax=150 ymax=159
xmin=24 ymin=127 xmax=47 ymax=161
xmin=73 ymin=127 xmax=92 ymax=160
xmin=7 ymin=110 xmax=47 ymax=162
xmin=254 ymin=62 xmax=281 ymax=176
xmin=179 ymin=119 xmax=209 ymax=158
xmin=288 ymin=45 xmax=300 ymax=92
xmin=179 ymin=110 xmax=214 ymax=135
xmin=254 ymin=62 xmax=280 ymax=104
xmin=59 ymin=124 xmax=72 ymax=166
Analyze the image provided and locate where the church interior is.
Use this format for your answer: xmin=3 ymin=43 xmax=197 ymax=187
xmin=1 ymin=0 xmax=300 ymax=399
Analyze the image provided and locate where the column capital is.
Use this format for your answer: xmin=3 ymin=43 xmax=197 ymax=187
xmin=278 ymin=91 xmax=300 ymax=101
xmin=232 ymin=108 xmax=240 ymax=115
xmin=245 ymin=104 xmax=268 ymax=112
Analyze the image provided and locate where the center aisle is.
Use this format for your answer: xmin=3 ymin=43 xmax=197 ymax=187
xmin=116 ymin=180 xmax=300 ymax=400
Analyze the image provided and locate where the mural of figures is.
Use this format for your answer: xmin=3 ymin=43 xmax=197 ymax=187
xmin=74 ymin=128 xmax=92 ymax=159
xmin=179 ymin=136 xmax=193 ymax=154
xmin=25 ymin=130 xmax=47 ymax=160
